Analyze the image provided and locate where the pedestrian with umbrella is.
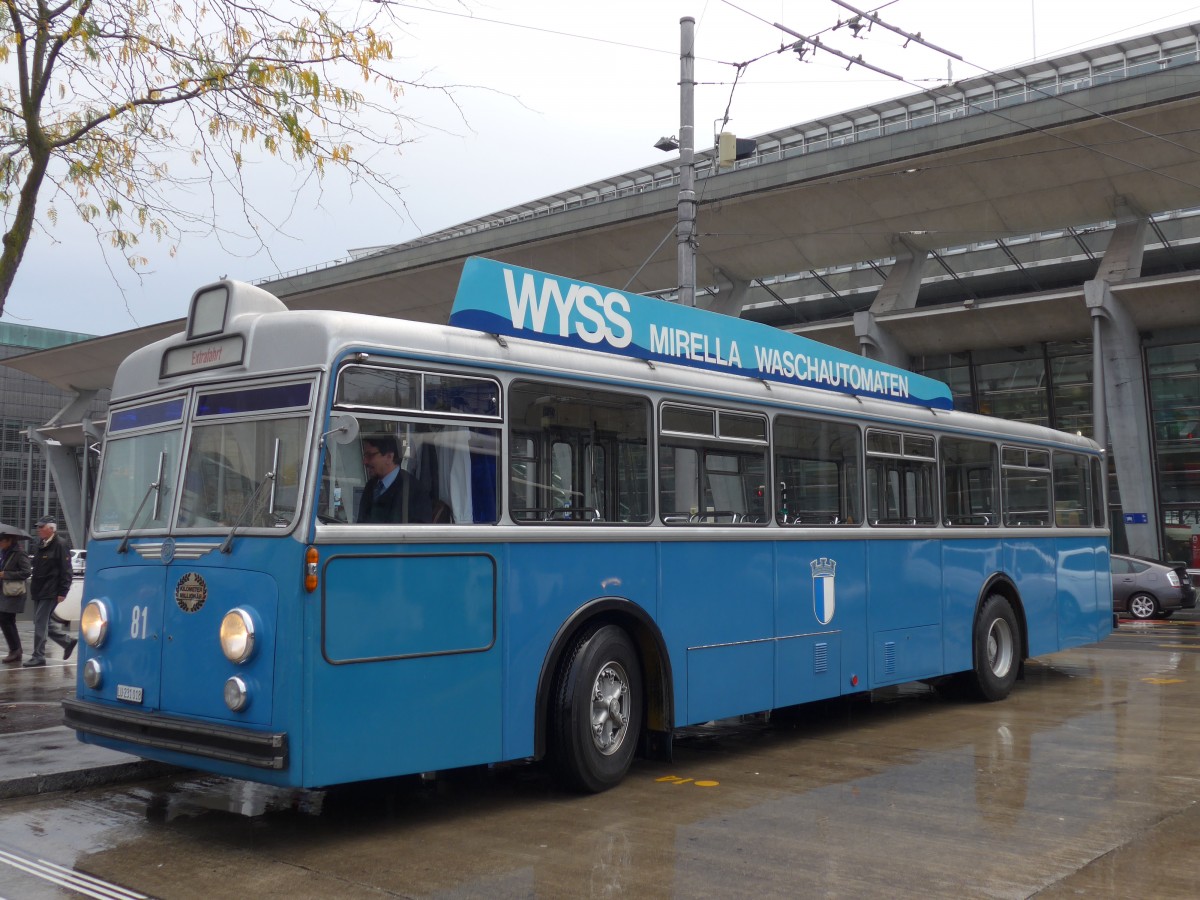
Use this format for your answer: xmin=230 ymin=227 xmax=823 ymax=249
xmin=0 ymin=522 xmax=32 ymax=663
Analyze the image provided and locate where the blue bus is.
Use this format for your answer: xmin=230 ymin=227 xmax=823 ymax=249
xmin=64 ymin=257 xmax=1111 ymax=792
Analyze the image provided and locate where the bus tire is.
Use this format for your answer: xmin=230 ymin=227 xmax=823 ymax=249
xmin=971 ymin=594 xmax=1020 ymax=702
xmin=550 ymin=624 xmax=642 ymax=793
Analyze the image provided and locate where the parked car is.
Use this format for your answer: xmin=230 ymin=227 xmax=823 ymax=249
xmin=69 ymin=548 xmax=86 ymax=576
xmin=1111 ymin=554 xmax=1196 ymax=620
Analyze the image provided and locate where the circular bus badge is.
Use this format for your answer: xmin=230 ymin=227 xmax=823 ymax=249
xmin=160 ymin=536 xmax=176 ymax=564
xmin=175 ymin=572 xmax=207 ymax=613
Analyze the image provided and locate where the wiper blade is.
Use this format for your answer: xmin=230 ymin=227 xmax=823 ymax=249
xmin=219 ymin=469 xmax=276 ymax=555
xmin=118 ymin=451 xmax=166 ymax=554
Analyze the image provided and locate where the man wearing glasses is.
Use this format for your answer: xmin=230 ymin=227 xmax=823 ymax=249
xmin=357 ymin=435 xmax=433 ymax=524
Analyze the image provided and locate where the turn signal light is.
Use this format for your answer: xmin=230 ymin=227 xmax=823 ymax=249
xmin=305 ymin=545 xmax=319 ymax=592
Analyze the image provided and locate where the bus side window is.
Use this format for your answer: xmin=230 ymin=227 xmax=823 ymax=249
xmin=865 ymin=429 xmax=936 ymax=525
xmin=658 ymin=405 xmax=768 ymax=525
xmin=508 ymin=381 xmax=651 ymax=524
xmin=941 ymin=437 xmax=999 ymax=526
xmin=327 ymin=365 xmax=502 ymax=525
xmin=773 ymin=415 xmax=861 ymax=526
xmin=1053 ymin=450 xmax=1093 ymax=527
xmin=327 ymin=422 xmax=501 ymax=525
xmin=1002 ymin=445 xmax=1051 ymax=527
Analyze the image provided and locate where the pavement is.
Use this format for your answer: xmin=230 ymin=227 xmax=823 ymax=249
xmin=0 ymin=619 xmax=179 ymax=801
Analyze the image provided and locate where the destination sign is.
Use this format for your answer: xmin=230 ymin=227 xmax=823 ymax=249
xmin=160 ymin=334 xmax=245 ymax=379
xmin=449 ymin=257 xmax=953 ymax=409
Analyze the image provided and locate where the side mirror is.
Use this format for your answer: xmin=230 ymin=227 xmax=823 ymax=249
xmin=321 ymin=414 xmax=360 ymax=447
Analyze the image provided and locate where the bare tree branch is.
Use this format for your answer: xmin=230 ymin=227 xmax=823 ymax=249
xmin=0 ymin=0 xmax=471 ymax=317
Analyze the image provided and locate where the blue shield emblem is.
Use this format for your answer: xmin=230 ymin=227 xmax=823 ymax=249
xmin=811 ymin=558 xmax=837 ymax=625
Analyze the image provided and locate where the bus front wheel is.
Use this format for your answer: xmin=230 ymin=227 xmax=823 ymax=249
xmin=551 ymin=624 xmax=643 ymax=793
xmin=971 ymin=594 xmax=1021 ymax=702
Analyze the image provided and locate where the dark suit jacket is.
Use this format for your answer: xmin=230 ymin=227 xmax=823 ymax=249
xmin=358 ymin=470 xmax=433 ymax=524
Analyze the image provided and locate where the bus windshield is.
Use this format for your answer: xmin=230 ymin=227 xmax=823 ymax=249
xmin=94 ymin=395 xmax=187 ymax=534
xmin=94 ymin=428 xmax=181 ymax=533
xmin=177 ymin=416 xmax=307 ymax=529
xmin=94 ymin=380 xmax=315 ymax=535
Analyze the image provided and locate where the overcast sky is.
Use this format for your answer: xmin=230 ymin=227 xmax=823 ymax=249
xmin=5 ymin=0 xmax=1200 ymax=337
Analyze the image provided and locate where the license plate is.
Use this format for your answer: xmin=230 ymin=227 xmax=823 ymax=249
xmin=116 ymin=684 xmax=144 ymax=704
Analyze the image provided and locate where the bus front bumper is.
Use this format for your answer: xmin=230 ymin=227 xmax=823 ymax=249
xmin=62 ymin=698 xmax=288 ymax=770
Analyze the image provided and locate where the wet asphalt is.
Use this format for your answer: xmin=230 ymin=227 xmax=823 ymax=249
xmin=3 ymin=612 xmax=1200 ymax=897
xmin=0 ymin=620 xmax=175 ymax=799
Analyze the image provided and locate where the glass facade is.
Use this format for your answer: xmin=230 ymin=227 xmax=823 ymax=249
xmin=915 ymin=338 xmax=1200 ymax=562
xmin=1147 ymin=342 xmax=1200 ymax=565
xmin=914 ymin=344 xmax=1094 ymax=438
xmin=974 ymin=348 xmax=1050 ymax=427
xmin=0 ymin=334 xmax=106 ymax=545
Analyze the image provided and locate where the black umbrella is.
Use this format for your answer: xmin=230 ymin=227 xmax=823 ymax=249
xmin=0 ymin=522 xmax=30 ymax=540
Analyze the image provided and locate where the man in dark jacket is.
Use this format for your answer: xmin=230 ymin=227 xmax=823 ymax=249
xmin=24 ymin=515 xmax=76 ymax=667
xmin=356 ymin=435 xmax=432 ymax=524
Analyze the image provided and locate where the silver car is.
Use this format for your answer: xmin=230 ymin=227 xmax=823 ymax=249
xmin=1111 ymin=554 xmax=1196 ymax=620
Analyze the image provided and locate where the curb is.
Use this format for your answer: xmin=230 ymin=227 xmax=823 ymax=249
xmin=0 ymin=726 xmax=184 ymax=801
xmin=0 ymin=759 xmax=180 ymax=800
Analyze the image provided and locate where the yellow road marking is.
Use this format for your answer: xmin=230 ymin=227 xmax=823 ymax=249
xmin=656 ymin=775 xmax=720 ymax=787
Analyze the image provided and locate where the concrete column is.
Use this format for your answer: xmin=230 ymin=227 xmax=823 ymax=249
xmin=1095 ymin=197 xmax=1148 ymax=283
xmin=705 ymin=269 xmax=752 ymax=317
xmin=853 ymin=237 xmax=928 ymax=367
xmin=1086 ymin=279 xmax=1158 ymax=558
xmin=854 ymin=310 xmax=911 ymax=369
xmin=871 ymin=238 xmax=928 ymax=314
xmin=1086 ymin=206 xmax=1155 ymax=556
xmin=29 ymin=388 xmax=98 ymax=548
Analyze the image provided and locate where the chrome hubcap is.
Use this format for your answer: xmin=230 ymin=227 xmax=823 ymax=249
xmin=590 ymin=661 xmax=630 ymax=756
xmin=987 ymin=617 xmax=1014 ymax=678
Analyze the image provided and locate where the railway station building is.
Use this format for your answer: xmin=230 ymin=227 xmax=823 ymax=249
xmin=7 ymin=22 xmax=1200 ymax=564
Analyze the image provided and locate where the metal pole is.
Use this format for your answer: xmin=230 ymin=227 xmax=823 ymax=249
xmin=1092 ymin=311 xmax=1107 ymax=450
xmin=42 ymin=440 xmax=51 ymax=520
xmin=23 ymin=432 xmax=32 ymax=533
xmin=80 ymin=441 xmax=89 ymax=547
xmin=678 ymin=16 xmax=696 ymax=307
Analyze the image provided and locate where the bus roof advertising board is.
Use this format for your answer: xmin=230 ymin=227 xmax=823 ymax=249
xmin=449 ymin=257 xmax=953 ymax=410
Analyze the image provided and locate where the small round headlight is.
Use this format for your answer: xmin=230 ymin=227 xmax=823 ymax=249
xmin=81 ymin=600 xmax=109 ymax=647
xmin=219 ymin=608 xmax=255 ymax=663
xmin=82 ymin=658 xmax=103 ymax=689
xmin=224 ymin=675 xmax=249 ymax=712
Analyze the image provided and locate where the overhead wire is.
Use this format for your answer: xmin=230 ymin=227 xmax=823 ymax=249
xmin=714 ymin=0 xmax=1200 ymax=190
xmin=827 ymin=0 xmax=1200 ymax=161
xmin=685 ymin=0 xmax=1200 ymax=301
xmin=390 ymin=0 xmax=1200 ymax=288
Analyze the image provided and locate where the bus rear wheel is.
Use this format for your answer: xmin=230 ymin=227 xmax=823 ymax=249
xmin=971 ymin=594 xmax=1021 ymax=702
xmin=551 ymin=624 xmax=642 ymax=793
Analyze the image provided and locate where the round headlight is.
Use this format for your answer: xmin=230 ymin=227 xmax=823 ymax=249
xmin=82 ymin=658 xmax=103 ymax=689
xmin=219 ymin=608 xmax=256 ymax=663
xmin=81 ymin=600 xmax=109 ymax=647
xmin=224 ymin=675 xmax=249 ymax=712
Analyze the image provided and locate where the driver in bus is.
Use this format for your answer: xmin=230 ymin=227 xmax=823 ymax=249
xmin=357 ymin=434 xmax=433 ymax=524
